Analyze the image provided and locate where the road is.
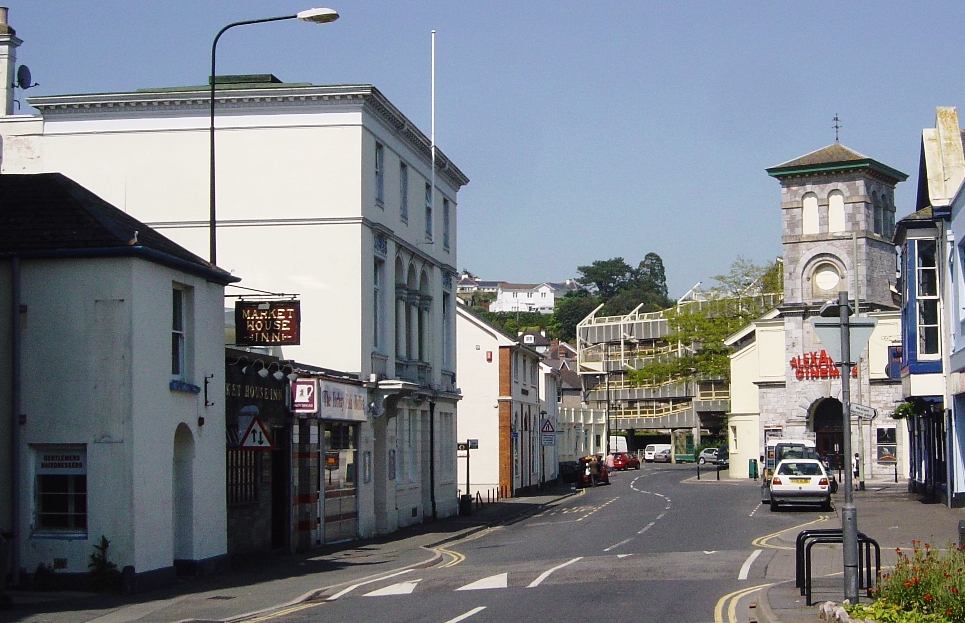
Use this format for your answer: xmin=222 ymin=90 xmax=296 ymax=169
xmin=262 ymin=464 xmax=833 ymax=623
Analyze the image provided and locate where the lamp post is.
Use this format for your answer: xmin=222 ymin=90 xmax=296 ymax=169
xmin=209 ymin=8 xmax=339 ymax=265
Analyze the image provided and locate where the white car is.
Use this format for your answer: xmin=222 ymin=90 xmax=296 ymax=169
xmin=769 ymin=458 xmax=833 ymax=512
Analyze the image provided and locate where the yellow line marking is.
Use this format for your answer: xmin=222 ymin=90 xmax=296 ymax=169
xmin=238 ymin=601 xmax=321 ymax=622
xmin=713 ymin=583 xmax=771 ymax=623
xmin=752 ymin=515 xmax=831 ymax=549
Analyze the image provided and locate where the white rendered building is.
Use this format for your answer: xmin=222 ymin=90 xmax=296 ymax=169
xmin=488 ymin=281 xmax=581 ymax=314
xmin=0 ymin=13 xmax=467 ymax=538
xmin=456 ymin=303 xmax=550 ymax=496
xmin=0 ymin=173 xmax=235 ymax=589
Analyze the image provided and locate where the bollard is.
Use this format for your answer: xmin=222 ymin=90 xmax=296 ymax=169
xmin=697 ymin=463 xmax=701 ymax=480
xmin=895 ymin=464 xmax=898 ymax=483
xmin=959 ymin=520 xmax=965 ymax=548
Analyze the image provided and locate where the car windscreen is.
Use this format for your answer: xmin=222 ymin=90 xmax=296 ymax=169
xmin=778 ymin=462 xmax=822 ymax=476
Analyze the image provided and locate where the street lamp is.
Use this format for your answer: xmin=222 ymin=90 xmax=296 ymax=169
xmin=209 ymin=8 xmax=339 ymax=265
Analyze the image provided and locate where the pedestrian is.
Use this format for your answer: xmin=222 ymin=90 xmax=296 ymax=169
xmin=853 ymin=453 xmax=860 ymax=481
xmin=588 ymin=455 xmax=600 ymax=487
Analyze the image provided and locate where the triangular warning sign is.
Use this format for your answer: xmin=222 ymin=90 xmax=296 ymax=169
xmin=239 ymin=417 xmax=274 ymax=450
xmin=541 ymin=419 xmax=555 ymax=433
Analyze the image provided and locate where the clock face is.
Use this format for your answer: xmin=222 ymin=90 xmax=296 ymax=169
xmin=815 ymin=267 xmax=840 ymax=291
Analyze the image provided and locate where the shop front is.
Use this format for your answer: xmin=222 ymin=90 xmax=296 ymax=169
xmin=291 ymin=375 xmax=368 ymax=547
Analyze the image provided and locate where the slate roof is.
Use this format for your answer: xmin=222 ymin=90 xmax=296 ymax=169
xmin=0 ymin=172 xmax=237 ymax=284
xmin=766 ymin=143 xmax=908 ymax=183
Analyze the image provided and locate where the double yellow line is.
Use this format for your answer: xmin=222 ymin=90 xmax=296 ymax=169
xmin=751 ymin=514 xmax=831 ymax=549
xmin=714 ymin=583 xmax=771 ymax=623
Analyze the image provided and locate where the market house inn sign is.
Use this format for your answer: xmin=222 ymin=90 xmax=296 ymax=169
xmin=235 ymin=300 xmax=301 ymax=346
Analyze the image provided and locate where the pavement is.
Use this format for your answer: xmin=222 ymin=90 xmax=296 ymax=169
xmin=754 ymin=476 xmax=965 ymax=623
xmin=0 ymin=473 xmax=961 ymax=623
xmin=0 ymin=483 xmax=577 ymax=623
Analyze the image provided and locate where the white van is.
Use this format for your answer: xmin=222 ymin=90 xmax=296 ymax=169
xmin=644 ymin=444 xmax=672 ymax=462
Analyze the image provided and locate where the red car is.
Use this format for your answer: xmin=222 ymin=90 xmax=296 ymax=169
xmin=576 ymin=456 xmax=610 ymax=487
xmin=610 ymin=452 xmax=641 ymax=471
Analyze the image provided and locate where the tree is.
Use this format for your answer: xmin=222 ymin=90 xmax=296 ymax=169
xmin=548 ymin=290 xmax=599 ymax=342
xmin=577 ymin=254 xmax=673 ymax=316
xmin=628 ymin=256 xmax=782 ymax=385
xmin=603 ymin=253 xmax=673 ymax=315
xmin=576 ymin=258 xmax=636 ymax=302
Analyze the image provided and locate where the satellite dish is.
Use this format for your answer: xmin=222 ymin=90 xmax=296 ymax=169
xmin=16 ymin=65 xmax=36 ymax=90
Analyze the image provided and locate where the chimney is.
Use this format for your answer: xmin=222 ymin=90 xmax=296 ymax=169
xmin=0 ymin=7 xmax=22 ymax=116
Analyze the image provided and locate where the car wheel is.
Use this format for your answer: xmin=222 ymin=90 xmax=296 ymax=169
xmin=769 ymin=499 xmax=779 ymax=512
xmin=698 ymin=457 xmax=706 ymax=464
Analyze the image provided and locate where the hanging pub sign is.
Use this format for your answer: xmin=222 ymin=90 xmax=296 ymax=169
xmin=234 ymin=300 xmax=301 ymax=346
xmin=789 ymin=349 xmax=857 ymax=380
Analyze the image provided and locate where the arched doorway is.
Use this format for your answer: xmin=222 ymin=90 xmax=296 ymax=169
xmin=173 ymin=423 xmax=195 ymax=564
xmin=811 ymin=398 xmax=843 ymax=470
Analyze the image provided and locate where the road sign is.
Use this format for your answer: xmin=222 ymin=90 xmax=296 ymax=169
xmin=810 ymin=317 xmax=877 ymax=363
xmin=239 ymin=417 xmax=274 ymax=449
xmin=541 ymin=419 xmax=555 ymax=433
xmin=851 ymin=403 xmax=877 ymax=420
xmin=541 ymin=433 xmax=556 ymax=446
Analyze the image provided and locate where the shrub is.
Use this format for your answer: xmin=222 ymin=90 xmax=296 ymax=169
xmin=847 ymin=540 xmax=965 ymax=623
xmin=88 ymin=535 xmax=120 ymax=592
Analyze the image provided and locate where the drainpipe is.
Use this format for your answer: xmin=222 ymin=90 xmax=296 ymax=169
xmin=10 ymin=255 xmax=21 ymax=586
xmin=428 ymin=399 xmax=436 ymax=520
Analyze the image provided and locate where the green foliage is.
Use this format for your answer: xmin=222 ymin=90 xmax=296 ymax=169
xmin=575 ymin=254 xmax=673 ymax=314
xmin=628 ymin=256 xmax=782 ymax=384
xmin=848 ymin=540 xmax=965 ymax=623
xmin=88 ymin=535 xmax=120 ymax=593
xmin=475 ymin=310 xmax=549 ymax=338
xmin=549 ymin=290 xmax=600 ymax=342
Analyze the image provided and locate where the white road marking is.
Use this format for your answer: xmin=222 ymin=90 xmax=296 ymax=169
xmin=749 ymin=502 xmax=762 ymax=517
xmin=326 ymin=568 xmax=413 ymax=601
xmin=527 ymin=557 xmax=582 ymax=588
xmin=456 ymin=573 xmax=508 ymax=591
xmin=444 ymin=606 xmax=487 ymax=622
xmin=604 ymin=537 xmax=633 ymax=552
xmin=704 ymin=550 xmax=718 ymax=554
xmin=738 ymin=549 xmax=762 ymax=580
xmin=637 ymin=521 xmax=656 ymax=534
xmin=616 ymin=554 xmax=632 ymax=558
xmin=363 ymin=579 xmax=421 ymax=596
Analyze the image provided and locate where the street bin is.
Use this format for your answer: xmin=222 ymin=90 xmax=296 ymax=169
xmin=959 ymin=520 xmax=965 ymax=548
xmin=749 ymin=459 xmax=758 ymax=480
xmin=459 ymin=494 xmax=473 ymax=516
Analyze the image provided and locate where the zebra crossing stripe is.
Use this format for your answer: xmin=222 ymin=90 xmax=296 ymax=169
xmin=364 ymin=579 xmax=422 ymax=596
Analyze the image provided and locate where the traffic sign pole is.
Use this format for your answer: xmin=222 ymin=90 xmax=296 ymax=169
xmin=837 ymin=291 xmax=860 ymax=603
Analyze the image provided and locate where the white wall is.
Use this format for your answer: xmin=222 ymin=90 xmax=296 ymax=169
xmin=14 ymin=256 xmax=226 ymax=576
xmin=455 ymin=310 xmax=504 ymax=495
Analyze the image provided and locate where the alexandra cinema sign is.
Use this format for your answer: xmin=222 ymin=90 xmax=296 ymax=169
xmin=235 ymin=301 xmax=301 ymax=346
xmin=789 ymin=349 xmax=857 ymax=380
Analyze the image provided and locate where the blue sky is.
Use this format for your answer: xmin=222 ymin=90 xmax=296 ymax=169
xmin=7 ymin=1 xmax=965 ymax=298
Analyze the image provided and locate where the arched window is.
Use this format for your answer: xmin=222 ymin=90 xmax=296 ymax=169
xmin=802 ymin=193 xmax=819 ymax=235
xmin=828 ymin=190 xmax=845 ymax=233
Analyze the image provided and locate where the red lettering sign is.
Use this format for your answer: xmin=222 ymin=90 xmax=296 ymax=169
xmin=789 ymin=349 xmax=856 ymax=380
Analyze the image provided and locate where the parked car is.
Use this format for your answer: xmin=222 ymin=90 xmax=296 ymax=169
xmin=644 ymin=443 xmax=672 ymax=462
xmin=652 ymin=448 xmax=672 ymax=463
xmin=610 ymin=452 xmax=641 ymax=471
xmin=697 ymin=447 xmax=720 ymax=464
xmin=769 ymin=458 xmax=832 ymax=511
xmin=558 ymin=460 xmax=579 ymax=484
xmin=576 ymin=455 xmax=611 ymax=487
